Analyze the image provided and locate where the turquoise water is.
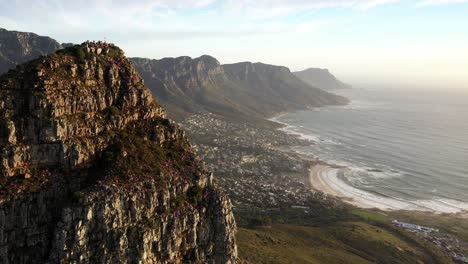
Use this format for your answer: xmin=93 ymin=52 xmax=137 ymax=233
xmin=276 ymin=87 xmax=468 ymax=212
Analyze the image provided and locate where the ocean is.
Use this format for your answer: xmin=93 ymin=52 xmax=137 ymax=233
xmin=274 ymin=87 xmax=468 ymax=213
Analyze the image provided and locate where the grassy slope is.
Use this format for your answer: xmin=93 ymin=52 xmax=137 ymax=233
xmin=237 ymin=216 xmax=453 ymax=264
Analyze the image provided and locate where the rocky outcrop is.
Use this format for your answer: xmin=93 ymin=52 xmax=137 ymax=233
xmin=0 ymin=42 xmax=237 ymax=263
xmin=0 ymin=28 xmax=62 ymax=75
xmin=293 ymin=68 xmax=351 ymax=90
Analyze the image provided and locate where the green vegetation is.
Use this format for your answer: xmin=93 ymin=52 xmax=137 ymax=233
xmin=351 ymin=208 xmax=389 ymax=223
xmin=237 ymin=223 xmax=452 ymax=264
xmin=71 ymin=191 xmax=85 ymax=203
xmin=236 ymin=206 xmax=468 ymax=263
xmin=105 ymin=105 xmax=121 ymax=117
xmin=0 ymin=168 xmax=55 ymax=198
xmin=187 ymin=185 xmax=204 ymax=204
xmin=32 ymin=91 xmax=46 ymax=99
xmin=57 ymin=44 xmax=88 ymax=62
xmin=88 ymin=119 xmax=198 ymax=197
xmin=106 ymin=48 xmax=121 ymax=58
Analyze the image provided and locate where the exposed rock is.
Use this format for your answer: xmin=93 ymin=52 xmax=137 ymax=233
xmin=131 ymin=56 xmax=349 ymax=121
xmin=0 ymin=42 xmax=237 ymax=263
xmin=0 ymin=28 xmax=62 ymax=75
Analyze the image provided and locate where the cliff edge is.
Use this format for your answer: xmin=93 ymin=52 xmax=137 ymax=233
xmin=0 ymin=42 xmax=237 ymax=263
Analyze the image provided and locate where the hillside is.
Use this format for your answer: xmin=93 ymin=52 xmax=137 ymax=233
xmin=131 ymin=57 xmax=348 ymax=121
xmin=0 ymin=42 xmax=237 ymax=263
xmin=223 ymin=62 xmax=349 ymax=115
xmin=294 ymin=68 xmax=350 ymax=90
xmin=237 ymin=222 xmax=452 ymax=264
xmin=0 ymin=27 xmax=62 ymax=75
xmin=130 ymin=55 xmax=252 ymax=120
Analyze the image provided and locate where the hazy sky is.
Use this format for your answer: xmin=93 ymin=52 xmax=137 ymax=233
xmin=1 ymin=0 xmax=467 ymax=89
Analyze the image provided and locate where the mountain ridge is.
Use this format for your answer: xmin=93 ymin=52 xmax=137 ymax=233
xmin=0 ymin=27 xmax=63 ymax=75
xmin=294 ymin=67 xmax=351 ymax=90
xmin=0 ymin=28 xmax=349 ymax=124
xmin=131 ymin=55 xmax=349 ymax=122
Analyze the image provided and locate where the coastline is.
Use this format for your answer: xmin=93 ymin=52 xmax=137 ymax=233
xmin=270 ymin=111 xmax=468 ymax=216
xmin=308 ymin=162 xmax=468 ymax=215
xmin=308 ymin=163 xmax=403 ymax=210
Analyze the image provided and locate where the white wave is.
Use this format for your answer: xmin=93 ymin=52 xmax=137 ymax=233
xmin=313 ymin=166 xmax=468 ymax=214
xmin=281 ymin=129 xmax=320 ymax=142
xmin=344 ymin=165 xmax=403 ymax=182
xmin=274 ymin=121 xmax=320 ymax=142
xmin=271 ymin=113 xmax=343 ymax=144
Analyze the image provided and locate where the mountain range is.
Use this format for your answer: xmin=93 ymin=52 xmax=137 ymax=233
xmin=0 ymin=28 xmax=63 ymax=75
xmin=131 ymin=56 xmax=348 ymax=122
xmin=0 ymin=28 xmax=349 ymax=123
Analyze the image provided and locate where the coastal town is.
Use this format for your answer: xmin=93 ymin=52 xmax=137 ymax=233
xmin=180 ymin=113 xmax=344 ymax=225
xmin=181 ymin=112 xmax=468 ymax=261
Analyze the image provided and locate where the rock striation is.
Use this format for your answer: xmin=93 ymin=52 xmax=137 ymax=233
xmin=0 ymin=42 xmax=237 ymax=263
xmin=131 ymin=56 xmax=349 ymax=122
xmin=0 ymin=28 xmax=62 ymax=75
xmin=130 ymin=56 xmax=225 ymax=118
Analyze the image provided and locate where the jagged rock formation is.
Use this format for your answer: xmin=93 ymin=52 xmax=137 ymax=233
xmin=293 ymin=68 xmax=350 ymax=90
xmin=0 ymin=42 xmax=237 ymax=263
xmin=131 ymin=56 xmax=348 ymax=121
xmin=0 ymin=28 xmax=62 ymax=75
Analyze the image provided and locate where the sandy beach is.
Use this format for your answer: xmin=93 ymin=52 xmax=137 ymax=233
xmin=309 ymin=165 xmax=344 ymax=198
xmin=309 ymin=164 xmax=468 ymax=214
xmin=307 ymin=164 xmax=389 ymax=209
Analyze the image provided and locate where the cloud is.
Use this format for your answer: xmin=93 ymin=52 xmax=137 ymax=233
xmin=417 ymin=0 xmax=468 ymax=5
xmin=0 ymin=0 xmax=466 ymax=43
xmin=221 ymin=0 xmax=401 ymax=19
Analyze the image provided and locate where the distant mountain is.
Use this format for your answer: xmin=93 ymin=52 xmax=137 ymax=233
xmin=293 ymin=68 xmax=350 ymax=90
xmin=131 ymin=57 xmax=348 ymax=122
xmin=0 ymin=28 xmax=349 ymax=123
xmin=223 ymin=62 xmax=349 ymax=115
xmin=0 ymin=28 xmax=62 ymax=75
xmin=130 ymin=55 xmax=237 ymax=120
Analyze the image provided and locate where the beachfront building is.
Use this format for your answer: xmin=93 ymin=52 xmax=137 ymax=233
xmin=392 ymin=220 xmax=439 ymax=233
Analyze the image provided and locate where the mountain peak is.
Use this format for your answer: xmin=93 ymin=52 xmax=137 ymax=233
xmin=196 ymin=54 xmax=220 ymax=64
xmin=0 ymin=41 xmax=163 ymax=178
xmin=294 ymin=67 xmax=350 ymax=90
xmin=0 ymin=41 xmax=237 ymax=263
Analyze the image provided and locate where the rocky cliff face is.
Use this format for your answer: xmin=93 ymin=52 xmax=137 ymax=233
xmin=293 ymin=68 xmax=350 ymax=90
xmin=0 ymin=28 xmax=62 ymax=75
xmin=131 ymin=57 xmax=348 ymax=122
xmin=0 ymin=42 xmax=237 ymax=263
xmin=130 ymin=56 xmax=225 ymax=118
